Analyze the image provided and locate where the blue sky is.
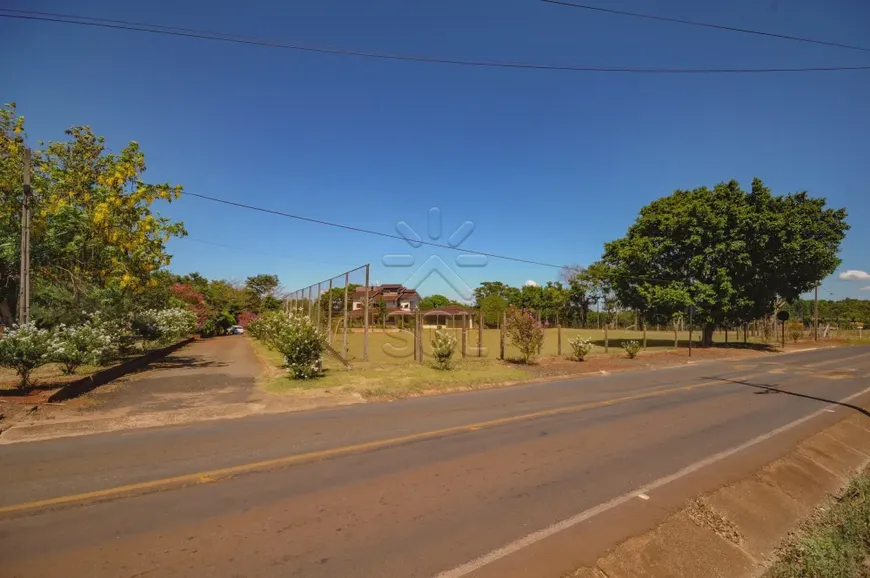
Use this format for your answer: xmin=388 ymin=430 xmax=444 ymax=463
xmin=2 ymin=0 xmax=869 ymax=301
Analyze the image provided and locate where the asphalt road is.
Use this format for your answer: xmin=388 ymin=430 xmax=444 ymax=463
xmin=2 ymin=346 xmax=870 ymax=578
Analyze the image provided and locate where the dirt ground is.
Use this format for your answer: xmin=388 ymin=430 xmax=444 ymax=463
xmin=79 ymin=336 xmax=258 ymax=414
xmin=0 ymin=337 xmax=264 ymax=439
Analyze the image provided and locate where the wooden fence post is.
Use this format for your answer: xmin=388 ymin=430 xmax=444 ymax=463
xmin=417 ymin=312 xmax=424 ymax=365
xmin=500 ymin=311 xmax=506 ymax=360
xmin=478 ymin=310 xmax=483 ymax=357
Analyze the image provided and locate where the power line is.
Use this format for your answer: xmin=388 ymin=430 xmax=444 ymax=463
xmin=181 ymin=192 xmax=708 ymax=285
xmin=541 ymin=0 xmax=870 ymax=54
xmin=181 ymin=191 xmax=567 ymax=269
xmin=181 ymin=192 xmax=700 ymax=286
xmin=2 ymin=9 xmax=870 ymax=74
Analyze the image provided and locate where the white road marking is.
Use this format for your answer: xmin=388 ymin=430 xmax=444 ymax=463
xmin=637 ymin=494 xmax=650 ymax=500
xmin=825 ymin=409 xmax=836 ymax=413
xmin=432 ymin=384 xmax=870 ymax=578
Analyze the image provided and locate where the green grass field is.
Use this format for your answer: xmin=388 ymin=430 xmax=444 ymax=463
xmin=250 ymin=338 xmax=528 ymax=399
xmin=328 ymin=327 xmax=763 ymax=365
xmin=251 ymin=327 xmax=771 ymax=399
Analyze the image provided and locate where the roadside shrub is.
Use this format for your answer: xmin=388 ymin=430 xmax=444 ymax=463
xmin=273 ymin=315 xmax=325 ymax=379
xmin=47 ymin=317 xmax=118 ymax=375
xmin=504 ymin=306 xmax=544 ymax=364
xmin=430 ymin=329 xmax=457 ymax=370
xmin=0 ymin=323 xmax=52 ymax=388
xmin=248 ymin=312 xmax=325 ymax=379
xmin=788 ymin=321 xmax=804 ymax=343
xmin=246 ymin=310 xmax=289 ymax=348
xmin=133 ymin=308 xmax=197 ymax=346
xmin=622 ymin=340 xmax=641 ymax=359
xmin=568 ymin=336 xmax=593 ymax=361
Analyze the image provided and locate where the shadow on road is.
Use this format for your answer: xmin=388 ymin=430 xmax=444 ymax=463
xmin=142 ymin=355 xmax=230 ymax=371
xmin=706 ymin=376 xmax=870 ymax=419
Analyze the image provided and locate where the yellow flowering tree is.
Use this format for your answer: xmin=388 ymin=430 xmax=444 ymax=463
xmin=0 ymin=102 xmax=186 ymax=326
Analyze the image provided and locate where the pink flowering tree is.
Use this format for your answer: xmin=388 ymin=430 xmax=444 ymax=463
xmin=237 ymin=312 xmax=258 ymax=328
xmin=170 ymin=283 xmax=209 ymax=329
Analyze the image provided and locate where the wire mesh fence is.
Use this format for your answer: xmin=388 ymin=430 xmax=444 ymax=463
xmin=284 ymin=267 xmax=495 ymax=366
xmin=285 ymin=264 xmax=371 ymax=365
xmin=281 ymin=276 xmax=861 ymax=368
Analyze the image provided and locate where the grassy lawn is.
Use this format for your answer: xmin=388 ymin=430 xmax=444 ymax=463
xmin=765 ymin=468 xmax=870 ymax=578
xmin=328 ymin=327 xmax=766 ymax=365
xmin=250 ymin=337 xmax=530 ymax=399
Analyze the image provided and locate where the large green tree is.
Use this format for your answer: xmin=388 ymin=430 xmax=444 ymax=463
xmin=0 ymin=103 xmax=186 ymax=326
xmin=600 ymin=179 xmax=848 ymax=345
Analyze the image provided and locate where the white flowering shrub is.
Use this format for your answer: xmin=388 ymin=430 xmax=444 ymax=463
xmin=133 ymin=308 xmax=197 ymax=346
xmin=249 ymin=312 xmax=325 ymax=379
xmin=48 ymin=316 xmax=119 ymax=375
xmin=622 ymin=340 xmax=641 ymax=359
xmin=568 ymin=336 xmax=594 ymax=361
xmin=275 ymin=315 xmax=325 ymax=380
xmin=430 ymin=329 xmax=457 ymax=370
xmin=0 ymin=323 xmax=52 ymax=388
xmin=246 ymin=311 xmax=290 ymax=349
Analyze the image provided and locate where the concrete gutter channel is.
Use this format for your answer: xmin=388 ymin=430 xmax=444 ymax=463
xmin=567 ymin=414 xmax=870 ymax=578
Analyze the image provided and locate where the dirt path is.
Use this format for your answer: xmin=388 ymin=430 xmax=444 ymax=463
xmin=0 ymin=337 xmax=265 ymax=440
xmin=80 ymin=336 xmax=260 ymax=414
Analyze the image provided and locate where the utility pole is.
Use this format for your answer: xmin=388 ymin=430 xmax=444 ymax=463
xmin=813 ymin=284 xmax=819 ymax=341
xmin=17 ymin=148 xmax=32 ymax=325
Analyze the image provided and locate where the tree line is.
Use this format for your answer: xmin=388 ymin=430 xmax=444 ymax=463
xmin=2 ymin=102 xmax=855 ymax=347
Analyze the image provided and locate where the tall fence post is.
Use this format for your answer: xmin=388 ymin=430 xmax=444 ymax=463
xmin=343 ymin=273 xmax=349 ymax=360
xmin=316 ymin=283 xmax=322 ymax=330
xmin=327 ymin=278 xmax=333 ymax=342
xmin=500 ymin=311 xmax=506 ymax=360
xmin=413 ymin=312 xmax=418 ymax=361
xmin=604 ymin=322 xmax=609 ymax=354
xmin=557 ymin=314 xmax=562 ymax=357
xmin=363 ymin=264 xmax=370 ymax=362
xmin=643 ymin=322 xmax=647 ymax=349
xmin=417 ymin=312 xmax=424 ymax=365
xmin=478 ymin=310 xmax=483 ymax=357
xmin=461 ymin=314 xmax=467 ymax=358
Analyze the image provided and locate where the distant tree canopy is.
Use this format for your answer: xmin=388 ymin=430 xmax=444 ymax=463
xmin=598 ymin=179 xmax=848 ymax=345
xmin=419 ymin=294 xmax=463 ymax=310
xmin=244 ymin=274 xmax=281 ymax=313
xmin=783 ymin=298 xmax=870 ymax=327
xmin=469 ymin=279 xmax=596 ymax=326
